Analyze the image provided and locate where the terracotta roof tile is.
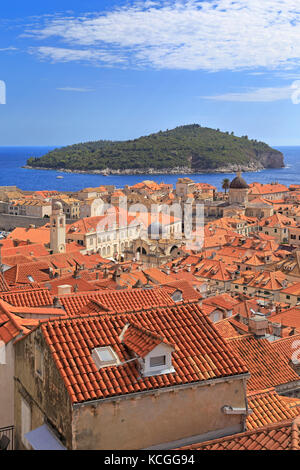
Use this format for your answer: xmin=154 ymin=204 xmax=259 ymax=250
xmin=121 ymin=322 xmax=175 ymax=358
xmin=59 ymin=287 xmax=176 ymax=316
xmin=247 ymin=389 xmax=300 ymax=431
xmin=271 ymin=333 xmax=300 ymax=363
xmin=38 ymin=302 xmax=248 ymax=403
xmin=227 ymin=335 xmax=299 ymax=391
xmin=180 ymin=418 xmax=300 ymax=450
xmin=161 ymin=280 xmax=202 ymax=302
xmin=214 ymin=317 xmax=243 ymax=338
xmin=0 ymin=288 xmax=53 ymax=307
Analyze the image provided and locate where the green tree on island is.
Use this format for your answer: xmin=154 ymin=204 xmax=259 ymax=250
xmin=26 ymin=124 xmax=284 ymax=172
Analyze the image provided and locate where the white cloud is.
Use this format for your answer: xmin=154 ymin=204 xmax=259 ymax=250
xmin=25 ymin=1 xmax=300 ymax=71
xmin=57 ymin=87 xmax=95 ymax=92
xmin=202 ymin=85 xmax=294 ymax=102
xmin=31 ymin=46 xmax=125 ymax=65
xmin=0 ymin=47 xmax=18 ymax=52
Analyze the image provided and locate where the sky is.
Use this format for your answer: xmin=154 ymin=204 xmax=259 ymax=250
xmin=1 ymin=0 xmax=300 ymax=146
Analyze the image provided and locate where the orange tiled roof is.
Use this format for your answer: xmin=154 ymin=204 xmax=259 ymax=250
xmin=180 ymin=418 xmax=300 ymax=450
xmin=233 ymin=270 xmax=288 ymax=291
xmin=247 ymin=389 xmax=300 ymax=431
xmin=121 ymin=322 xmax=175 ymax=358
xmin=4 ymin=261 xmax=51 ymax=286
xmin=193 ymin=259 xmax=236 ymax=282
xmin=203 ymin=293 xmax=240 ymax=311
xmin=214 ymin=317 xmax=243 ymax=339
xmin=269 ymin=308 xmax=300 ymax=330
xmin=44 ymin=275 xmax=96 ymax=295
xmin=258 ymin=212 xmax=296 ymax=228
xmin=227 ymin=335 xmax=299 ymax=391
xmin=0 ymin=297 xmax=66 ymax=344
xmin=249 ymin=182 xmax=289 ymax=195
xmin=161 ymin=280 xmax=202 ymax=302
xmin=0 ymin=287 xmax=53 ymax=307
xmin=0 ymin=300 xmax=35 ymax=343
xmin=142 ymin=268 xmax=173 ymax=285
xmin=0 ymin=301 xmax=23 ymax=344
xmin=39 ymin=302 xmax=248 ymax=403
xmin=2 ymin=243 xmax=49 ymax=259
xmin=0 ymin=271 xmax=9 ymax=292
xmin=271 ymin=333 xmax=300 ymax=362
xmin=7 ymin=226 xmax=50 ymax=245
xmin=58 ymin=287 xmax=176 ymax=316
xmin=281 ymin=282 xmax=300 ymax=296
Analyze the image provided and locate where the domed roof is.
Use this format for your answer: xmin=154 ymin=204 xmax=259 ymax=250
xmin=148 ymin=221 xmax=164 ymax=240
xmin=229 ymin=172 xmax=249 ymax=189
xmin=52 ymin=200 xmax=63 ymax=211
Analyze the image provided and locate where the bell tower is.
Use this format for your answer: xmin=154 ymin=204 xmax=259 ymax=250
xmin=50 ymin=201 xmax=66 ymax=254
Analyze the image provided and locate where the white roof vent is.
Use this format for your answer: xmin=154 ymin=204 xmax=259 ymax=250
xmin=92 ymin=346 xmax=120 ymax=369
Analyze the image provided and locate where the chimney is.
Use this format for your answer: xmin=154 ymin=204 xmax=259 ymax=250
xmin=57 ymin=284 xmax=72 ymax=296
xmin=164 ymin=266 xmax=171 ymax=275
xmin=271 ymin=322 xmax=282 ymax=337
xmin=73 ymin=269 xmax=81 ymax=279
xmin=103 ymin=267 xmax=109 ymax=279
xmin=249 ymin=315 xmax=268 ymax=338
xmin=275 ymin=304 xmax=281 ymax=314
xmin=53 ymin=296 xmax=61 ymax=308
xmin=113 ymin=267 xmax=122 ymax=284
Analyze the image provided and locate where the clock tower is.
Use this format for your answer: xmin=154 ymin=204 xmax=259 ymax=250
xmin=50 ymin=201 xmax=66 ymax=254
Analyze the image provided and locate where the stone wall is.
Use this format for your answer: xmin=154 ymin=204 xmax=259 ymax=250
xmin=0 ymin=214 xmax=76 ymax=231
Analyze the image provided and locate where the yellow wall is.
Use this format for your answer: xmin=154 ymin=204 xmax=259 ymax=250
xmin=72 ymin=377 xmax=247 ymax=450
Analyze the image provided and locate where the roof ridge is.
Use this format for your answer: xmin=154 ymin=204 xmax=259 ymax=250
xmin=37 ymin=300 xmax=201 ymax=326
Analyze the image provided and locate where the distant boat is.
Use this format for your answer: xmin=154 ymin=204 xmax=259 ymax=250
xmin=56 ymin=175 xmax=64 ymax=179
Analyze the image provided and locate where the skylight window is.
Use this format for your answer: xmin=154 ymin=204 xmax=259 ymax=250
xmin=28 ymin=275 xmax=34 ymax=283
xmin=91 ymin=346 xmax=120 ymax=369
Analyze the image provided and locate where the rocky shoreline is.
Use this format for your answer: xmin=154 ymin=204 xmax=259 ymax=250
xmin=23 ymin=161 xmax=284 ymax=176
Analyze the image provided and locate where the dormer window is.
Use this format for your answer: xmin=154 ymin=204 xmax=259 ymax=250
xmin=171 ymin=289 xmax=183 ymax=303
xmin=150 ymin=355 xmax=166 ymax=368
xmin=119 ymin=322 xmax=176 ymax=378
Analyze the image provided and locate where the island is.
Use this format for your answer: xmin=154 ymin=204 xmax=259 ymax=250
xmin=26 ymin=124 xmax=284 ymax=175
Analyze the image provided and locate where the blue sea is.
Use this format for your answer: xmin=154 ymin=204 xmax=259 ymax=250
xmin=0 ymin=145 xmax=298 ymax=192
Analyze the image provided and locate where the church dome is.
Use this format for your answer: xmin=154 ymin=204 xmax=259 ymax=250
xmin=52 ymin=201 xmax=63 ymax=211
xmin=229 ymin=173 xmax=249 ymax=189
